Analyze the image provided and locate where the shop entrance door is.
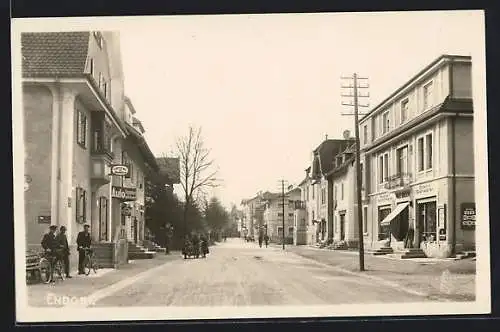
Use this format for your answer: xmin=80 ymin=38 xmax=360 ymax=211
xmin=133 ymin=217 xmax=138 ymax=243
xmin=378 ymin=207 xmax=391 ymax=240
xmin=417 ymin=200 xmax=437 ymax=245
xmin=98 ymin=197 xmax=108 ymax=242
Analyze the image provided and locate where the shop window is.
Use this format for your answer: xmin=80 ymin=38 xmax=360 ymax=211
xmin=76 ymin=110 xmax=87 ymax=148
xmin=75 ymin=187 xmax=87 ymax=224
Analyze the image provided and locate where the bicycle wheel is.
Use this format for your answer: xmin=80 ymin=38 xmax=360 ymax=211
xmin=83 ymin=256 xmax=91 ymax=276
xmin=39 ymin=258 xmax=51 ymax=284
xmin=54 ymin=260 xmax=65 ymax=281
xmin=92 ymin=257 xmax=99 ymax=273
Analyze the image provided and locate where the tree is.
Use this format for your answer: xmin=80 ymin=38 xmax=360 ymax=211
xmin=176 ymin=126 xmax=220 ymax=237
xmin=204 ymin=197 xmax=230 ymax=240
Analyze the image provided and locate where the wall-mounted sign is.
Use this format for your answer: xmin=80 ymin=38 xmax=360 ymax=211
xmin=461 ymin=202 xmax=475 ymax=230
xmin=414 ymin=183 xmax=437 ymax=198
xmin=110 ymin=164 xmax=129 ymax=176
xmin=112 ymin=186 xmax=137 ymax=201
xmin=377 ymin=192 xmax=394 ymax=205
xmin=38 ymin=215 xmax=51 ymax=224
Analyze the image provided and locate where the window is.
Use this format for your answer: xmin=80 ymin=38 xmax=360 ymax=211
xmin=312 ymin=184 xmax=315 ymax=199
xmin=363 ymin=206 xmax=368 ymax=233
xmin=360 ymin=163 xmax=364 ymax=188
xmin=306 ymin=186 xmax=309 ymax=201
xmin=278 ymin=212 xmax=283 ymax=217
xmin=103 ymin=81 xmax=108 ymax=100
xmin=363 ymin=125 xmax=368 ymax=144
xmin=93 ymin=31 xmax=103 ymax=48
xmin=334 ymin=185 xmax=337 ymax=201
xmin=89 ymin=58 xmax=94 ymax=76
xmin=417 ymin=137 xmax=424 ymax=172
xmin=75 ymin=187 xmax=87 ymax=224
xmin=321 ymin=187 xmax=326 ymax=205
xmin=312 ymin=210 xmax=315 ymax=221
xmin=426 ymin=134 xmax=433 ymax=169
xmin=288 ymin=213 xmax=294 ymax=217
xmin=288 ymin=227 xmax=294 ymax=236
xmin=382 ymin=111 xmax=390 ymax=134
xmin=423 ymin=81 xmax=433 ymax=109
xmin=401 ymin=99 xmax=409 ymax=123
xmin=397 ymin=145 xmax=409 ymax=175
xmin=379 ymin=153 xmax=389 ymax=183
xmin=341 ymin=183 xmax=344 ymax=200
xmin=76 ymin=110 xmax=87 ymax=148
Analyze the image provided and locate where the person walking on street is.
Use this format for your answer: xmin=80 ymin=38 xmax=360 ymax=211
xmin=76 ymin=224 xmax=91 ymax=275
xmin=264 ymin=234 xmax=269 ymax=248
xmin=258 ymin=233 xmax=263 ymax=248
xmin=56 ymin=226 xmax=72 ymax=278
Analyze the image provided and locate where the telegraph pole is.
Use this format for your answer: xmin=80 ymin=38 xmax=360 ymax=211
xmin=341 ymin=73 xmax=370 ymax=272
xmin=281 ymin=180 xmax=285 ymax=250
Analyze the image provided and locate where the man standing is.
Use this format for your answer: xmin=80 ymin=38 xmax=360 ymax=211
xmin=41 ymin=225 xmax=58 ymax=253
xmin=76 ymin=224 xmax=91 ymax=275
xmin=56 ymin=226 xmax=72 ymax=278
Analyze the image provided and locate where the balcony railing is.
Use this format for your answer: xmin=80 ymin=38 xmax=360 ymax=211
xmin=384 ymin=173 xmax=412 ymax=190
xmin=294 ymin=201 xmax=306 ymax=210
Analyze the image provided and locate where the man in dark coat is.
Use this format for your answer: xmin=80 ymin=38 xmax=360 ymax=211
xmin=56 ymin=226 xmax=72 ymax=278
xmin=76 ymin=224 xmax=91 ymax=274
xmin=41 ymin=225 xmax=59 ymax=254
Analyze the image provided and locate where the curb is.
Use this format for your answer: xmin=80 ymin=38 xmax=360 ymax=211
xmin=285 ymin=250 xmax=452 ymax=301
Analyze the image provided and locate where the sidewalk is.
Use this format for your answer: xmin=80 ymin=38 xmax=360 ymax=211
xmin=276 ymin=244 xmax=476 ymax=302
xmin=27 ymin=252 xmax=182 ymax=307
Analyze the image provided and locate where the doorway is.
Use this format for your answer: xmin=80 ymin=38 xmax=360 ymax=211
xmin=378 ymin=206 xmax=391 ymax=240
xmin=98 ymin=197 xmax=108 ymax=241
xmin=339 ymin=213 xmax=346 ymax=240
xmin=133 ymin=217 xmax=138 ymax=243
xmin=417 ymin=200 xmax=437 ymax=244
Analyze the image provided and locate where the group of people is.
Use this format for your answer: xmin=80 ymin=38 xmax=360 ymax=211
xmin=183 ymin=233 xmax=209 ymax=258
xmin=258 ymin=233 xmax=269 ymax=248
xmin=40 ymin=224 xmax=92 ymax=278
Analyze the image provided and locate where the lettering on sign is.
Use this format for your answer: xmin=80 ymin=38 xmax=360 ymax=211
xmin=415 ymin=183 xmax=436 ymax=197
xmin=377 ymin=192 xmax=394 ymax=205
xmin=461 ymin=202 xmax=475 ymax=230
xmin=110 ymin=164 xmax=129 ymax=176
xmin=111 ymin=186 xmax=137 ymax=201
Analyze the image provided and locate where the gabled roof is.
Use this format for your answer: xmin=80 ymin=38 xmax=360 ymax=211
xmin=311 ymin=139 xmax=355 ymax=178
xmin=22 ymin=32 xmax=90 ymax=77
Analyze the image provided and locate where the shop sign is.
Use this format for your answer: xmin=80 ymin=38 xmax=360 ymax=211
xmin=38 ymin=215 xmax=51 ymax=224
xmin=112 ymin=186 xmax=137 ymax=201
xmin=377 ymin=192 xmax=394 ymax=205
xmin=461 ymin=203 xmax=475 ymax=230
xmin=414 ymin=183 xmax=437 ymax=198
xmin=110 ymin=164 xmax=129 ymax=176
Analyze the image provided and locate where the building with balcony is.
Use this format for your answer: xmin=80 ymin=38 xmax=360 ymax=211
xmin=359 ymin=54 xmax=475 ymax=258
xmin=22 ymin=31 xmax=160 ymax=269
xmin=326 ymin=143 xmax=362 ymax=248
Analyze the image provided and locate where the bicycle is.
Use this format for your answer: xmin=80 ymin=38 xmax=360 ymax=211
xmin=39 ymin=250 xmax=66 ymax=284
xmin=82 ymin=247 xmax=99 ymax=275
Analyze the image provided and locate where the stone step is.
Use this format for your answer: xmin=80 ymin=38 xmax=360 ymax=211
xmin=128 ymin=251 xmax=156 ymax=259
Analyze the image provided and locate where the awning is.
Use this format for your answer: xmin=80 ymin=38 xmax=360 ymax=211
xmin=380 ymin=202 xmax=410 ymax=226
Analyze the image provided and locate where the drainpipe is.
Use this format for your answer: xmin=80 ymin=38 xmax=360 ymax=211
xmin=55 ymin=81 xmax=63 ymax=229
xmin=450 ymin=113 xmax=458 ymax=257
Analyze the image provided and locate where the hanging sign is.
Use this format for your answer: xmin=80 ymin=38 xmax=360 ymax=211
xmin=110 ymin=164 xmax=129 ymax=176
xmin=112 ymin=186 xmax=137 ymax=201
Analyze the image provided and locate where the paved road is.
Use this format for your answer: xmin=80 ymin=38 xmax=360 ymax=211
xmin=90 ymin=238 xmax=442 ymax=307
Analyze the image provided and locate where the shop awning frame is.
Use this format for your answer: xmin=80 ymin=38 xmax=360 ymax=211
xmin=380 ymin=202 xmax=410 ymax=226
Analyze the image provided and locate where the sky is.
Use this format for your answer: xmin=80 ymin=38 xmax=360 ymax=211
xmin=118 ymin=10 xmax=484 ymax=209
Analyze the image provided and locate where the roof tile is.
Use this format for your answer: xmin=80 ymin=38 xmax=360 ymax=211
xmin=22 ymin=32 xmax=90 ymax=77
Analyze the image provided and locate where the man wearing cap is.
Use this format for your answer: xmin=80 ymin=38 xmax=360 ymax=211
xmin=76 ymin=224 xmax=91 ymax=275
xmin=56 ymin=226 xmax=72 ymax=278
xmin=41 ymin=225 xmax=59 ymax=253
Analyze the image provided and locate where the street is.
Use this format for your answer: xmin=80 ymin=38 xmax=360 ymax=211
xmin=89 ymin=238 xmax=438 ymax=307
